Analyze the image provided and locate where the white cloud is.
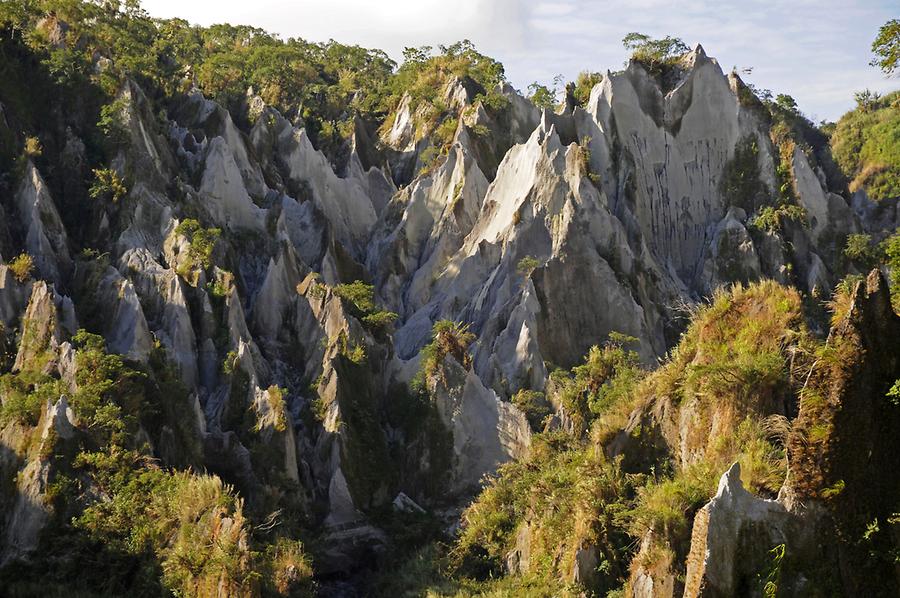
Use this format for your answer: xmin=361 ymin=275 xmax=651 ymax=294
xmin=140 ymin=0 xmax=898 ymax=120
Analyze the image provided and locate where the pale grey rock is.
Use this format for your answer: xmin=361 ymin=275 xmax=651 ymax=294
xmin=430 ymin=357 xmax=530 ymax=494
xmin=13 ymin=282 xmax=68 ymax=373
xmin=792 ymin=147 xmax=858 ymax=246
xmin=95 ymin=266 xmax=152 ymax=363
xmin=382 ymin=93 xmax=418 ymax=152
xmin=178 ymin=91 xmax=267 ymax=197
xmin=683 ymin=462 xmax=792 ymax=598
xmin=116 ymin=183 xmax=174 ymax=255
xmin=14 ymin=162 xmax=71 ymax=284
xmin=572 ymin=545 xmax=599 ymax=587
xmin=252 ymin=108 xmax=383 ymax=257
xmin=251 ymin=242 xmax=306 ymax=345
xmin=700 ymin=207 xmax=762 ymax=292
xmin=2 ymin=398 xmax=75 ymax=564
xmin=275 ymin=194 xmax=329 ymax=269
xmin=120 ymin=248 xmax=198 ymax=386
xmin=42 ymin=396 xmax=75 ymax=441
xmin=629 ymin=532 xmax=676 ymax=598
xmin=118 ymin=80 xmax=177 ymax=190
xmin=2 ymin=456 xmax=51 ymax=564
xmin=199 ymin=136 xmax=266 ymax=233
xmin=487 ymin=279 xmax=546 ymax=394
xmin=392 ymin=492 xmax=425 ymax=514
xmin=505 ymin=523 xmax=532 ymax=575
xmin=252 ymin=384 xmax=299 ymax=484
xmin=325 ymin=467 xmax=362 ymax=527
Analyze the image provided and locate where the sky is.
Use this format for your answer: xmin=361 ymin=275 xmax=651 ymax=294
xmin=139 ymin=0 xmax=898 ymax=122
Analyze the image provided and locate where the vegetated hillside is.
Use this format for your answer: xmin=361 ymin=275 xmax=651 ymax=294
xmin=829 ymin=90 xmax=900 ymax=201
xmin=0 ymin=2 xmax=898 ymax=597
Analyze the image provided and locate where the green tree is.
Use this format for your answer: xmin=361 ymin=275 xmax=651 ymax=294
xmin=622 ymin=32 xmax=688 ymax=75
xmin=527 ymin=82 xmax=556 ymax=110
xmin=871 ymin=19 xmax=900 ymax=76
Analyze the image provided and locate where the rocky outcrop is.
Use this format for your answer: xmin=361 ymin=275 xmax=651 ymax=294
xmin=2 ymin=396 xmax=75 ymax=565
xmin=13 ymin=282 xmax=76 ymax=374
xmin=683 ymin=463 xmax=795 ymax=597
xmin=1 ymin=31 xmax=896 ymax=590
xmin=678 ymin=271 xmax=900 ymax=598
xmin=94 ymin=266 xmax=152 ymax=364
xmin=120 ymin=248 xmax=199 ymax=386
xmin=14 ymin=163 xmax=71 ymax=285
xmin=429 ymin=355 xmax=530 ymax=495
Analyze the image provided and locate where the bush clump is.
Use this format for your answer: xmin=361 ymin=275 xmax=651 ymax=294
xmin=830 ymin=90 xmax=900 ymax=200
xmin=411 ymin=320 xmax=478 ymax=394
xmin=8 ymin=253 xmax=34 ymax=283
xmin=174 ymin=219 xmax=221 ymax=281
xmin=89 ymin=167 xmax=128 ymax=202
xmin=333 ymin=280 xmax=398 ymax=333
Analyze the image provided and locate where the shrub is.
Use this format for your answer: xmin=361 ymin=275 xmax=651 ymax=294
xmin=573 ymin=71 xmax=603 ymax=106
xmin=417 ymin=320 xmax=476 ymax=386
xmin=511 ymin=389 xmax=551 ymax=431
xmin=622 ymin=32 xmax=688 ymax=78
xmin=264 ymin=385 xmax=288 ymax=433
xmin=89 ymin=168 xmax=128 ymax=202
xmin=550 ymin=332 xmax=644 ymax=433
xmin=174 ymin=219 xmax=221 ymax=279
xmin=527 ymin=82 xmax=556 ymax=110
xmin=97 ymin=97 xmax=130 ymax=148
xmin=0 ymin=374 xmax=64 ymax=426
xmin=870 ymin=19 xmax=900 ymax=76
xmin=720 ymin=135 xmax=765 ymax=211
xmin=262 ymin=537 xmax=314 ymax=595
xmin=8 ymin=253 xmax=34 ymax=283
xmin=75 ymin=465 xmax=257 ymax=597
xmin=750 ymin=204 xmax=807 ymax=233
xmin=452 ymin=434 xmax=636 ymax=590
xmin=570 ymin=136 xmax=599 ymax=185
xmin=882 ymin=231 xmax=900 ymax=308
xmin=628 ymin=461 xmax=717 ymax=541
xmin=830 ymin=90 xmax=900 ymax=200
xmin=333 ymin=280 xmax=398 ymax=332
xmin=843 ymin=233 xmax=882 ymax=268
xmin=337 ymin=332 xmax=367 ymax=365
xmin=516 ymin=255 xmax=540 ymax=275
xmin=24 ymin=136 xmax=42 ymax=158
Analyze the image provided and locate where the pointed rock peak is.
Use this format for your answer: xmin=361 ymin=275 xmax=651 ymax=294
xmin=444 ymin=76 xmax=476 ymax=112
xmin=679 ymin=43 xmax=715 ymax=74
xmin=715 ymin=461 xmax=751 ymax=503
xmin=43 ymin=396 xmax=75 ymax=441
xmin=536 ymin=113 xmax=558 ymax=143
xmin=843 ymin=268 xmax=898 ymax=333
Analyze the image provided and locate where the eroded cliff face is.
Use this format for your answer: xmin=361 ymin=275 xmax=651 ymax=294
xmin=0 ymin=38 xmax=896 ymax=590
xmin=681 ymin=271 xmax=900 ymax=598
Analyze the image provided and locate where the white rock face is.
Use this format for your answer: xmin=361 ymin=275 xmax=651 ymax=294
xmin=700 ymin=207 xmax=763 ymax=292
xmin=252 ymin=108 xmax=387 ymax=258
xmin=120 ymin=248 xmax=198 ymax=384
xmin=431 ymin=357 xmax=530 ymax=494
xmin=383 ymin=93 xmax=418 ymax=152
xmin=2 ymin=396 xmax=75 ymax=565
xmin=14 ymin=162 xmax=71 ymax=284
xmin=95 ymin=266 xmax=153 ymax=363
xmin=683 ymin=462 xmax=792 ymax=598
xmin=792 ymin=146 xmax=858 ymax=246
xmin=0 ymin=264 xmax=32 ymax=327
xmin=251 ymin=242 xmax=306 ymax=345
xmin=200 ymin=136 xmax=266 ymax=233
xmin=12 ymin=281 xmax=75 ymax=374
